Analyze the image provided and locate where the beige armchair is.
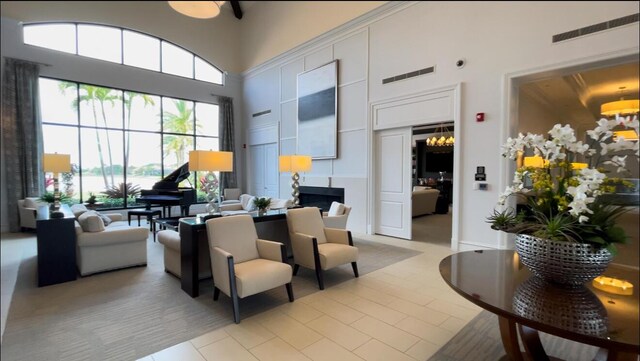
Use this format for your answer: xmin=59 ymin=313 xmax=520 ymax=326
xmin=206 ymin=215 xmax=293 ymax=323
xmin=286 ymin=207 xmax=359 ymax=290
xmin=18 ymin=197 xmax=47 ymax=230
xmin=322 ymin=202 xmax=352 ymax=229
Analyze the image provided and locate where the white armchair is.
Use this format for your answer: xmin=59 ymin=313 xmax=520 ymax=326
xmin=286 ymin=207 xmax=359 ymax=290
xmin=322 ymin=202 xmax=351 ymax=229
xmin=206 ymin=215 xmax=293 ymax=323
xmin=18 ymin=197 xmax=47 ymax=230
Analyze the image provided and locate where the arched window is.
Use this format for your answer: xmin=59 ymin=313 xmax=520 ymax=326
xmin=23 ymin=22 xmax=224 ymax=85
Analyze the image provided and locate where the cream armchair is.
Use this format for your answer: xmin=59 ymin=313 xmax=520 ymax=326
xmin=206 ymin=215 xmax=294 ymax=323
xmin=322 ymin=202 xmax=352 ymax=229
xmin=18 ymin=197 xmax=47 ymax=230
xmin=286 ymin=207 xmax=359 ymax=290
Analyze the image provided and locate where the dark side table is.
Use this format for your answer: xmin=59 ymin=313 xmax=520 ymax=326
xmin=36 ymin=205 xmax=77 ymax=287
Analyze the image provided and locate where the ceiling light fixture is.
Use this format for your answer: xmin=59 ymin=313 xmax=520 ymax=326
xmin=168 ymin=1 xmax=225 ymax=19
xmin=600 ymin=86 xmax=640 ymax=116
xmin=426 ymin=123 xmax=454 ymax=147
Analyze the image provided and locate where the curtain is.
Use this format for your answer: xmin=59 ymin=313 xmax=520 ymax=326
xmin=1 ymin=58 xmax=43 ymax=232
xmin=218 ymin=96 xmax=238 ymax=190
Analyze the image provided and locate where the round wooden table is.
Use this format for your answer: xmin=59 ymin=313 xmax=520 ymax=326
xmin=439 ymin=250 xmax=639 ymax=361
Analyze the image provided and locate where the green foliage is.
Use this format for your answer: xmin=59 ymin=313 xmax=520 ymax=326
xmin=253 ymin=197 xmax=271 ymax=211
xmin=87 ymin=192 xmax=97 ymax=204
xmin=102 ymin=182 xmax=141 ymax=199
xmin=39 ymin=192 xmax=71 ymax=204
xmin=486 ymin=208 xmax=523 ymax=231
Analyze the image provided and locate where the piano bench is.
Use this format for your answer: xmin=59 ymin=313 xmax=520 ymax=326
xmin=128 ymin=209 xmax=162 ymax=234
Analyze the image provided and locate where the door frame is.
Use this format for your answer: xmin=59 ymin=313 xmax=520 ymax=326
xmin=369 ymin=83 xmax=461 ymax=249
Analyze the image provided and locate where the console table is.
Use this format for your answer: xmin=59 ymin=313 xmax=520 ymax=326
xmin=179 ymin=209 xmax=289 ymax=297
xmin=439 ymin=250 xmax=639 ymax=360
xmin=36 ymin=205 xmax=77 ymax=287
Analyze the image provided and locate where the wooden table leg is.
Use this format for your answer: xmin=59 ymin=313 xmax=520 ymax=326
xmin=593 ymin=348 xmax=639 ymax=361
xmin=518 ymin=324 xmax=550 ymax=361
xmin=498 ymin=316 xmax=524 ymax=361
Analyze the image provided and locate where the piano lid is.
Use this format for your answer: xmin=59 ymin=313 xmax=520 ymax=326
xmin=152 ymin=162 xmax=191 ymax=190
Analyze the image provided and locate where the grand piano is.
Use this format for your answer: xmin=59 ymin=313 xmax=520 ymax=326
xmin=136 ymin=162 xmax=196 ymax=217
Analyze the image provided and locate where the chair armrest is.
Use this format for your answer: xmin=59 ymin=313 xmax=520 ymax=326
xmin=322 ymin=211 xmax=329 ymax=217
xmin=220 ymin=203 xmax=243 ymax=212
xmin=257 ymin=239 xmax=286 ymax=263
xmin=290 ymin=232 xmax=318 ymax=269
xmin=324 ymin=228 xmax=353 ymax=246
xmin=211 ymin=246 xmax=234 ymax=297
xmin=104 ymin=213 xmax=123 ymax=222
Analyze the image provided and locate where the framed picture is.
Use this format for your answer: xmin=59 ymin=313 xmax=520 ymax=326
xmin=297 ymin=60 xmax=338 ymax=159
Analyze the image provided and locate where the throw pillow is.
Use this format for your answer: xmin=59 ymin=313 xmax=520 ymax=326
xmin=71 ymin=204 xmax=88 ymax=219
xmin=77 ymin=211 xmax=105 ymax=232
xmin=328 ymin=202 xmax=345 ymax=216
xmin=95 ymin=211 xmax=113 ymax=226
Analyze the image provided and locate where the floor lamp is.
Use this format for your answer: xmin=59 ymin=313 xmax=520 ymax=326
xmin=43 ymin=153 xmax=71 ymax=218
xmin=279 ymin=155 xmax=312 ymax=206
xmin=189 ymin=150 xmax=233 ymax=213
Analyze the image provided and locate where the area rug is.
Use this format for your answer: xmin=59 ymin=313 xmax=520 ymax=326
xmin=428 ymin=310 xmax=599 ymax=361
xmin=1 ymin=235 xmax=420 ymax=361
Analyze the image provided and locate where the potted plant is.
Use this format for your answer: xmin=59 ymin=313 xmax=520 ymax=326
xmin=87 ymin=192 xmax=97 ymax=205
xmin=487 ymin=115 xmax=639 ymax=285
xmin=253 ymin=197 xmax=271 ymax=214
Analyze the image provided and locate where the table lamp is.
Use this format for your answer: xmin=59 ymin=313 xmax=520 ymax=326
xmin=279 ymin=155 xmax=312 ymax=206
xmin=43 ymin=153 xmax=71 ymax=218
xmin=189 ymin=150 xmax=233 ymax=213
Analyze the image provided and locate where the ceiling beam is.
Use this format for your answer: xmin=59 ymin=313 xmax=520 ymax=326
xmin=230 ymin=1 xmax=243 ymax=19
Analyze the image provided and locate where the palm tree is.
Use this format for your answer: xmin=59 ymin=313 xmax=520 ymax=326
xmin=123 ymin=92 xmax=156 ymax=167
xmin=162 ymin=100 xmax=195 ymax=165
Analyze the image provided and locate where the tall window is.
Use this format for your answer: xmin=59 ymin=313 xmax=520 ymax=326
xmin=24 ymin=23 xmax=223 ymax=85
xmin=40 ymin=78 xmax=220 ymax=209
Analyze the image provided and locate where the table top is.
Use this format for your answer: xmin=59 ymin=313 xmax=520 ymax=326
xmin=439 ymin=250 xmax=639 ymax=353
xmin=179 ymin=209 xmax=289 ymax=228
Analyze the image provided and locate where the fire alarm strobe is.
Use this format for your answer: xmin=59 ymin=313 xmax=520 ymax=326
xmin=476 ymin=113 xmax=485 ymax=122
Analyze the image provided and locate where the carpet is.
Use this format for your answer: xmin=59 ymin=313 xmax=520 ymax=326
xmin=428 ymin=310 xmax=599 ymax=361
xmin=412 ymin=212 xmax=452 ymax=246
xmin=1 ymin=234 xmax=421 ymax=361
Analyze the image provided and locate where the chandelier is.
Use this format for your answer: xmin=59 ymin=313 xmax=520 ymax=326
xmin=426 ymin=123 xmax=454 ymax=147
xmin=600 ymin=86 xmax=639 ymax=117
xmin=168 ymin=1 xmax=226 ymax=19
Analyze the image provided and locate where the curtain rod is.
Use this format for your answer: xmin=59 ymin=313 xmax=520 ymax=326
xmin=2 ymin=56 xmax=52 ymax=67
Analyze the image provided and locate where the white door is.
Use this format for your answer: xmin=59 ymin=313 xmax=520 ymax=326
xmin=264 ymin=143 xmax=279 ymax=198
xmin=249 ymin=145 xmax=265 ymax=196
xmin=375 ymin=127 xmax=412 ymax=239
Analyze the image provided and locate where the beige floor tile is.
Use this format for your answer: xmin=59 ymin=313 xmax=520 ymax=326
xmin=260 ymin=312 xmax=323 ymax=350
xmin=405 ymin=339 xmax=441 ymax=360
xmin=321 ymin=287 xmax=363 ymax=305
xmin=387 ymin=298 xmax=449 ymax=326
xmin=426 ymin=299 xmax=480 ymax=320
xmin=336 ymin=282 xmax=398 ymax=306
xmin=190 ymin=328 xmax=229 ymax=349
xmin=395 ymin=317 xmax=454 ymax=346
xmin=348 ymin=298 xmax=407 ymax=325
xmin=351 ymin=316 xmax=419 ymax=352
xmin=250 ymin=338 xmax=312 ymax=361
xmin=199 ymin=337 xmax=260 ymax=361
xmin=301 ymin=338 xmax=365 ymax=361
xmin=353 ymin=339 xmax=416 ymax=361
xmin=439 ymin=316 xmax=468 ymax=334
xmin=307 ymin=296 xmax=365 ymax=324
xmin=224 ymin=319 xmax=276 ymax=349
xmin=152 ymin=341 xmax=206 ymax=361
xmin=307 ymin=315 xmax=371 ymax=351
xmin=277 ymin=302 xmax=323 ymax=324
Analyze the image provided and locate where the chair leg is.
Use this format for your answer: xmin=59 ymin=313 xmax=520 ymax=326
xmin=351 ymin=262 xmax=359 ymax=277
xmin=293 ymin=264 xmax=299 ymax=276
xmin=315 ymin=267 xmax=325 ymax=290
xmin=127 ymin=214 xmax=131 ymax=225
xmin=213 ymin=286 xmax=220 ymax=301
xmin=231 ymin=292 xmax=240 ymax=324
xmin=137 ymin=216 xmax=141 ymax=227
xmin=285 ymin=283 xmax=294 ymax=302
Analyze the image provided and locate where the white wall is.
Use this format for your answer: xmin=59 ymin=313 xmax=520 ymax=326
xmin=0 ymin=16 xmax=244 ymax=232
xmin=241 ymin=1 xmax=639 ymax=248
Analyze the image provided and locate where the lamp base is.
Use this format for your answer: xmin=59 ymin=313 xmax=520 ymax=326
xmin=50 ymin=210 xmax=65 ymax=219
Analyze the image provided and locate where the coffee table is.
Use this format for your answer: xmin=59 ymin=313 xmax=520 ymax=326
xmin=439 ymin=250 xmax=639 ymax=360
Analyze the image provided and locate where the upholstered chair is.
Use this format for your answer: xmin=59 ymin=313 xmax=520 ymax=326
xmin=223 ymin=188 xmax=242 ymax=202
xmin=322 ymin=202 xmax=352 ymax=229
xmin=206 ymin=215 xmax=293 ymax=323
xmin=286 ymin=207 xmax=359 ymax=290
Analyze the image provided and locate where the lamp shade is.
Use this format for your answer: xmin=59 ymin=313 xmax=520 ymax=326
xmin=43 ymin=153 xmax=71 ymax=173
xmin=279 ymin=155 xmax=312 ymax=172
xmin=189 ymin=150 xmax=233 ymax=171
xmin=613 ymin=130 xmax=639 ymax=141
xmin=601 ymin=99 xmax=639 ymax=116
xmin=168 ymin=1 xmax=224 ymax=19
xmin=523 ymin=155 xmax=548 ymax=168
xmin=571 ymin=162 xmax=588 ymax=170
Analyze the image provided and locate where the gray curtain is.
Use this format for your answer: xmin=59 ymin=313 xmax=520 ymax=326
xmin=218 ymin=96 xmax=238 ymax=190
xmin=1 ymin=58 xmax=44 ymax=232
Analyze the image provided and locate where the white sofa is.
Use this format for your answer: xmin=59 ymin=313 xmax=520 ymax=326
xmin=73 ymin=206 xmax=149 ymax=276
xmin=412 ymin=188 xmax=440 ymax=217
xmin=220 ymin=194 xmax=293 ymax=212
xmin=322 ymin=202 xmax=352 ymax=229
xmin=18 ymin=197 xmax=48 ymax=230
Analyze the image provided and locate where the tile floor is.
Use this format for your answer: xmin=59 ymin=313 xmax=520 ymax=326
xmin=137 ymin=233 xmax=482 ymax=361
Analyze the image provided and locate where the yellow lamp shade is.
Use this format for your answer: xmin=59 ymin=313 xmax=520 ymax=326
xmin=279 ymin=155 xmax=312 ymax=172
xmin=571 ymin=162 xmax=588 ymax=170
xmin=613 ymin=130 xmax=639 ymax=141
xmin=523 ymin=156 xmax=548 ymax=168
xmin=601 ymin=99 xmax=639 ymax=116
xmin=43 ymin=153 xmax=71 ymax=173
xmin=279 ymin=155 xmax=292 ymax=172
xmin=189 ymin=150 xmax=233 ymax=172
